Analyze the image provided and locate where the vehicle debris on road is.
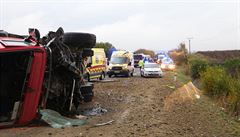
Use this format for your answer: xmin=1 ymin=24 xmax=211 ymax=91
xmin=82 ymin=104 xmax=108 ymax=116
xmin=94 ymin=120 xmax=114 ymax=127
xmin=40 ymin=109 xmax=86 ymax=128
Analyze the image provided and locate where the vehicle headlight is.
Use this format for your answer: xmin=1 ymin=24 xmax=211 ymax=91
xmin=123 ymin=66 xmax=128 ymax=69
xmin=161 ymin=64 xmax=166 ymax=69
xmin=169 ymin=64 xmax=175 ymax=69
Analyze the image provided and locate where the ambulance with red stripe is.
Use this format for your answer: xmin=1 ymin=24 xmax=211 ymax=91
xmin=86 ymin=48 xmax=107 ymax=81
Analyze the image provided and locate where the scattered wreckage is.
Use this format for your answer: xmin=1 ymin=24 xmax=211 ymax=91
xmin=0 ymin=27 xmax=96 ymax=128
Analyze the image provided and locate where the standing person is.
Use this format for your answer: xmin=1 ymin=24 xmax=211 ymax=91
xmin=138 ymin=59 xmax=144 ymax=71
xmin=143 ymin=57 xmax=148 ymax=63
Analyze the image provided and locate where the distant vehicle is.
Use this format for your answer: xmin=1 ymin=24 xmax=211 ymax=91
xmin=143 ymin=55 xmax=154 ymax=63
xmin=141 ymin=63 xmax=163 ymax=77
xmin=107 ymin=50 xmax=134 ymax=77
xmin=133 ymin=54 xmax=145 ymax=67
xmin=156 ymin=51 xmax=169 ymax=61
xmin=160 ymin=57 xmax=176 ymax=70
xmin=85 ymin=48 xmax=107 ymax=81
xmin=158 ymin=54 xmax=166 ymax=60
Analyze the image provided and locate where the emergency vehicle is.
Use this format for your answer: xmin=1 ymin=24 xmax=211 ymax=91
xmin=107 ymin=50 xmax=134 ymax=77
xmin=86 ymin=48 xmax=107 ymax=81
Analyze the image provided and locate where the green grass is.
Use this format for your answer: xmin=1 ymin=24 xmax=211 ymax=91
xmin=194 ymin=95 xmax=240 ymax=136
xmin=169 ymin=66 xmax=191 ymax=85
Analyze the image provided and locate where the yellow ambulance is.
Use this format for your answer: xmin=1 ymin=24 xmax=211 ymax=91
xmin=86 ymin=48 xmax=107 ymax=81
xmin=107 ymin=50 xmax=134 ymax=77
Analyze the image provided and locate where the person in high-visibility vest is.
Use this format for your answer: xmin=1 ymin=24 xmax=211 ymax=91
xmin=138 ymin=60 xmax=144 ymax=71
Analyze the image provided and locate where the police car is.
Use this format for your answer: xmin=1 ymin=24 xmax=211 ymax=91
xmin=140 ymin=63 xmax=163 ymax=77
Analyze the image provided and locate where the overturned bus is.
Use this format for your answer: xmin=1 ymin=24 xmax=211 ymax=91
xmin=0 ymin=28 xmax=95 ymax=128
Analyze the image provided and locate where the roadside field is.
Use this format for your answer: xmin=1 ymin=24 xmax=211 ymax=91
xmin=1 ymin=70 xmax=240 ymax=137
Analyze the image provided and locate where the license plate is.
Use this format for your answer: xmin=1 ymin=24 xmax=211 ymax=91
xmin=114 ymin=71 xmax=120 ymax=73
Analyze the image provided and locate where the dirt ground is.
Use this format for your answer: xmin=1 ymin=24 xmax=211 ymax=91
xmin=1 ymin=71 xmax=240 ymax=137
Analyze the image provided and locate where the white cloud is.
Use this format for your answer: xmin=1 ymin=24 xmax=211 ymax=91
xmin=5 ymin=12 xmax=56 ymax=36
xmin=80 ymin=2 xmax=239 ymax=51
xmin=1 ymin=1 xmax=239 ymax=52
xmin=82 ymin=14 xmax=165 ymax=51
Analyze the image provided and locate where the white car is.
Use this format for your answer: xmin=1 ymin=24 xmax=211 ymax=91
xmin=141 ymin=63 xmax=163 ymax=77
xmin=160 ymin=58 xmax=176 ymax=70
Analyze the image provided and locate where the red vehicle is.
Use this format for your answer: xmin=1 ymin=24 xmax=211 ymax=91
xmin=0 ymin=28 xmax=96 ymax=128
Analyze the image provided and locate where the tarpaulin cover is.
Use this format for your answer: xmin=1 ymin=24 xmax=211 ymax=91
xmin=40 ymin=109 xmax=86 ymax=128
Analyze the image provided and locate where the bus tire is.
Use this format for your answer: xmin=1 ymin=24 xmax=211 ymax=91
xmin=63 ymin=32 xmax=96 ymax=48
xmin=99 ymin=72 xmax=105 ymax=80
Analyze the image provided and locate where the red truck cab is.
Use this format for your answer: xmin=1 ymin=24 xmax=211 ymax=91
xmin=0 ymin=36 xmax=46 ymax=127
xmin=0 ymin=28 xmax=96 ymax=128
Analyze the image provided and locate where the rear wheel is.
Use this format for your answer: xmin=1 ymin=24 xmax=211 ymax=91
xmin=81 ymin=84 xmax=94 ymax=102
xmin=82 ymin=49 xmax=94 ymax=58
xmin=99 ymin=72 xmax=105 ymax=80
xmin=126 ymin=71 xmax=130 ymax=77
xmin=87 ymin=74 xmax=91 ymax=82
xmin=63 ymin=32 xmax=96 ymax=48
xmin=83 ymin=95 xmax=93 ymax=102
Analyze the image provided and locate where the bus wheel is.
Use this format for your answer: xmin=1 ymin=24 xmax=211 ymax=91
xmin=87 ymin=74 xmax=91 ymax=82
xmin=99 ymin=72 xmax=105 ymax=80
xmin=126 ymin=72 xmax=130 ymax=77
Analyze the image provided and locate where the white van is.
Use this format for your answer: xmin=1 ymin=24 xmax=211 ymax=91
xmin=107 ymin=50 xmax=134 ymax=77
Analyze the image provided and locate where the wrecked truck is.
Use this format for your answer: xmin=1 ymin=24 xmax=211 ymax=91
xmin=0 ymin=27 xmax=96 ymax=128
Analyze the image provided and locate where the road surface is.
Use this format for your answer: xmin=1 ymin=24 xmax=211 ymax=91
xmin=1 ymin=70 xmax=240 ymax=137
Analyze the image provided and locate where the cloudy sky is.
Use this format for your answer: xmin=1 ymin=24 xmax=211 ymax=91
xmin=0 ymin=0 xmax=240 ymax=52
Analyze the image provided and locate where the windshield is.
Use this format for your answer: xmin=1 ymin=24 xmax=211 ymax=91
xmin=110 ymin=57 xmax=129 ymax=64
xmin=158 ymin=55 xmax=165 ymax=59
xmin=134 ymin=55 xmax=143 ymax=60
xmin=2 ymin=40 xmax=34 ymax=46
xmin=144 ymin=63 xmax=160 ymax=68
xmin=162 ymin=58 xmax=173 ymax=64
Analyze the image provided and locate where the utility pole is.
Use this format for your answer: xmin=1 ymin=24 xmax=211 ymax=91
xmin=187 ymin=37 xmax=193 ymax=54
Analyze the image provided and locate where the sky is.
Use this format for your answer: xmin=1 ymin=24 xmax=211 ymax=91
xmin=0 ymin=0 xmax=240 ymax=52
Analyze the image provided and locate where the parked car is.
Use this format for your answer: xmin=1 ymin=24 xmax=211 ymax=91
xmin=0 ymin=28 xmax=96 ymax=128
xmin=141 ymin=63 xmax=163 ymax=77
xmin=156 ymin=51 xmax=169 ymax=61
